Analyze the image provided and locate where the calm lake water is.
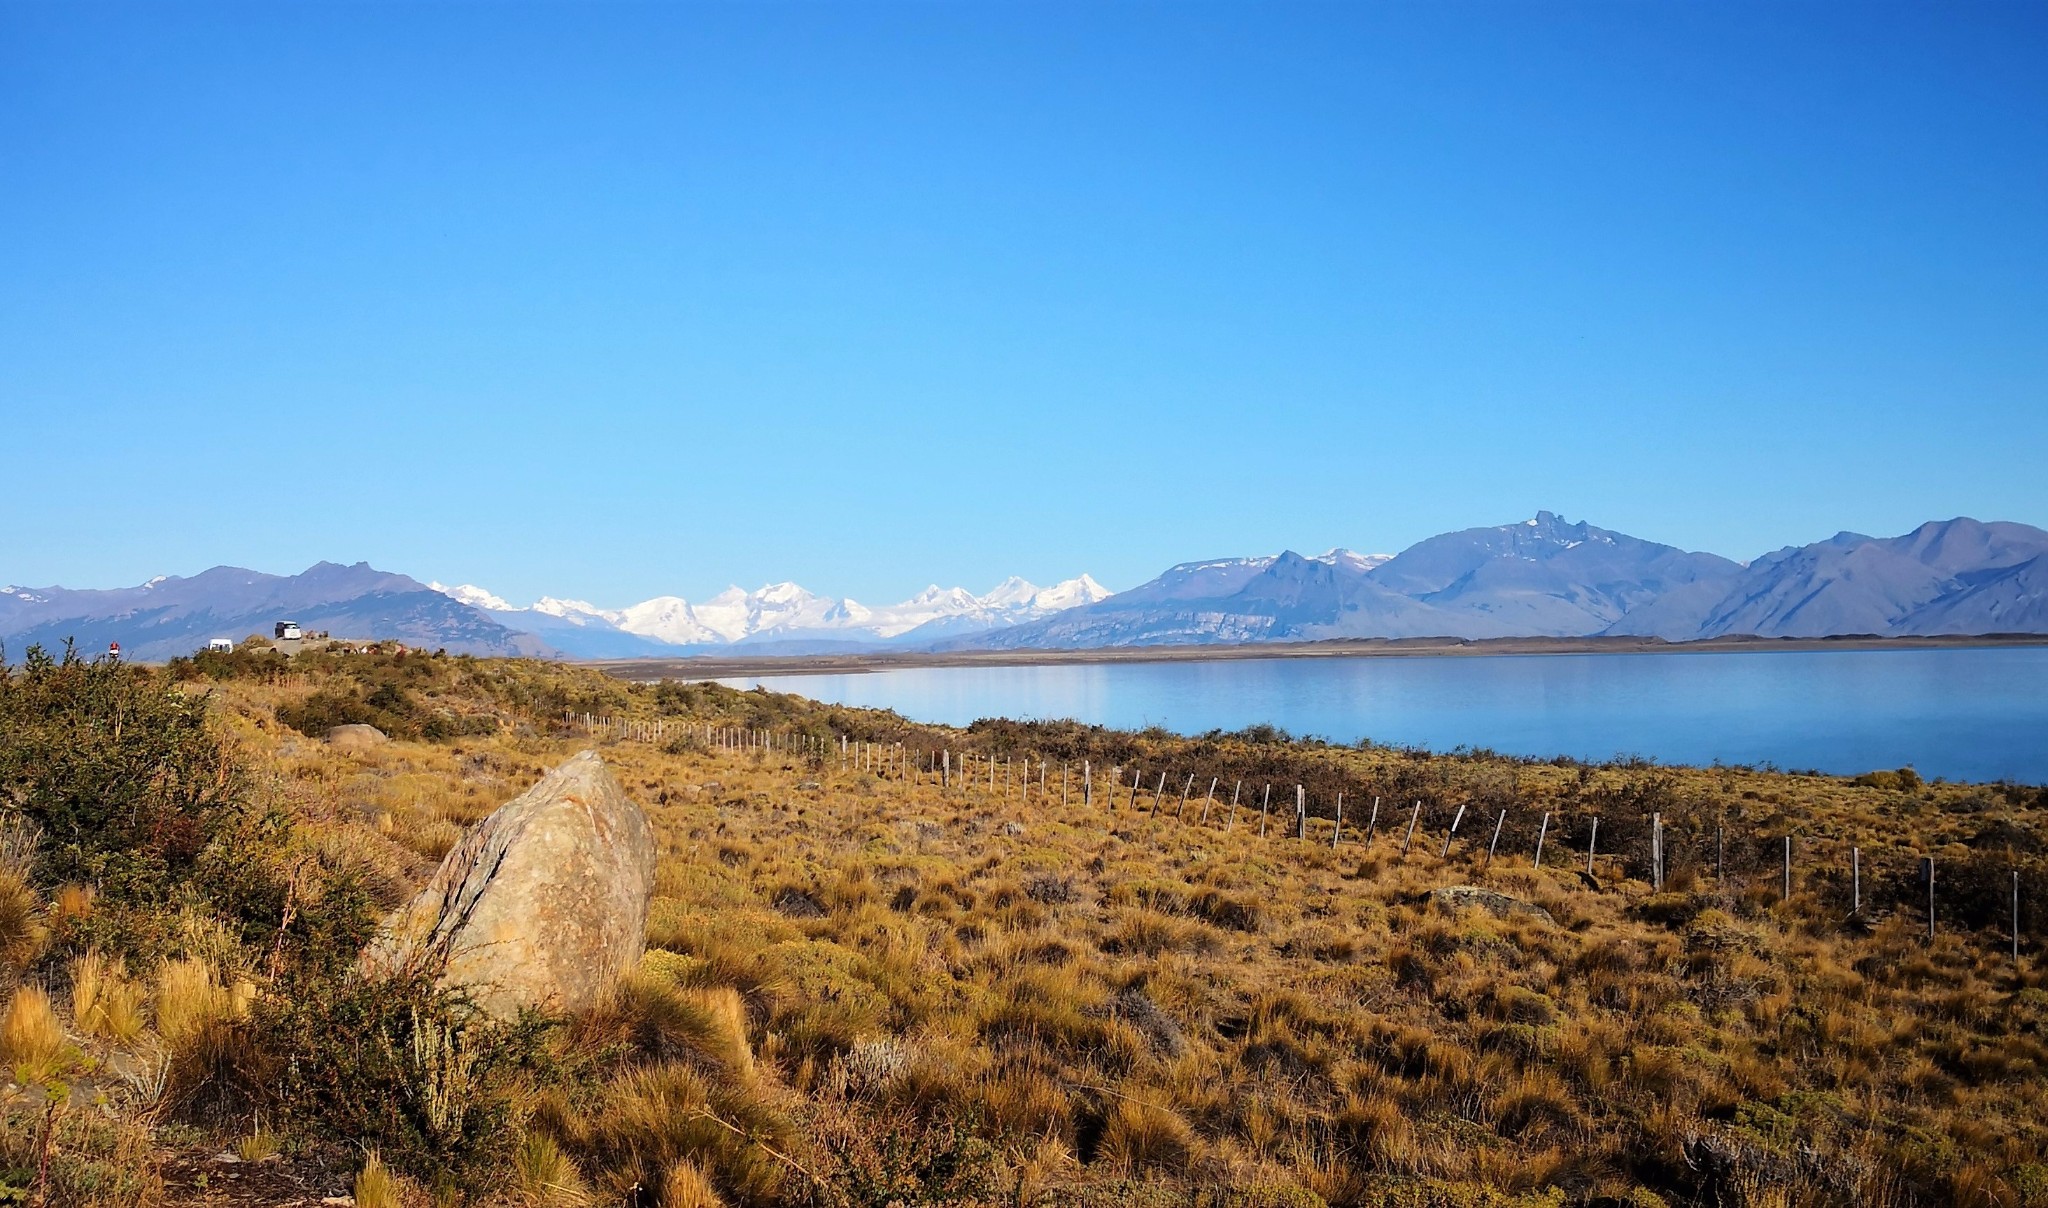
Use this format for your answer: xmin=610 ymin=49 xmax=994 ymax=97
xmin=718 ymin=647 xmax=2048 ymax=784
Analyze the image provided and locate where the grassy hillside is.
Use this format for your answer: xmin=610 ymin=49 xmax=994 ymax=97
xmin=0 ymin=644 xmax=2042 ymax=1207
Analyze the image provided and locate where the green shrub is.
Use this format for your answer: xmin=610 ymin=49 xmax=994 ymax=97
xmin=0 ymin=644 xmax=241 ymax=894
xmin=249 ymin=966 xmax=553 ymax=1187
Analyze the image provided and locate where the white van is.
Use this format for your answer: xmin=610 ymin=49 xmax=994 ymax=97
xmin=207 ymin=638 xmax=235 ymax=654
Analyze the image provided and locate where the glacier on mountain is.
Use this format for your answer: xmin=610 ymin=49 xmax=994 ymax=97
xmin=428 ymin=573 xmax=1112 ymax=654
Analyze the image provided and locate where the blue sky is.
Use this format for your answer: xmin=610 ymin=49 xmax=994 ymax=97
xmin=4 ymin=3 xmax=2044 ymax=607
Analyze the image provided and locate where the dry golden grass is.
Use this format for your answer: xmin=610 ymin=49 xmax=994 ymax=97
xmin=354 ymin=1151 xmax=403 ymax=1208
xmin=1 ymin=983 xmax=67 ymax=1083
xmin=136 ymin=655 xmax=2047 ymax=1207
xmin=0 ymin=869 xmax=47 ymax=974
xmin=513 ymin=1131 xmax=592 ymax=1207
xmin=154 ymin=955 xmax=232 ymax=1049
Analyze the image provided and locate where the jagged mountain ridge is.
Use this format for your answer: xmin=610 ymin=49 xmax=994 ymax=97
xmin=961 ymin=515 xmax=2048 ymax=650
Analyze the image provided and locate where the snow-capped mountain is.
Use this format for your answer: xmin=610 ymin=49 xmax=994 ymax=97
xmin=427 ymin=574 xmax=1111 ymax=656
xmin=427 ymin=582 xmax=514 ymax=612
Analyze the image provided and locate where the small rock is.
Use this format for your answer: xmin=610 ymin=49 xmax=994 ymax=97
xmin=1091 ymin=986 xmax=1186 ymax=1057
xmin=771 ymin=887 xmax=827 ymax=918
xmin=796 ymin=780 xmax=822 ymax=791
xmin=1428 ymin=885 xmax=1555 ymax=925
xmin=325 ymin=723 xmax=388 ymax=749
xmin=1025 ymin=874 xmax=1076 ymax=905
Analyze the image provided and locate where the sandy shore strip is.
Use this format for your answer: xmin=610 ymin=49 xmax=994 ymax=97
xmin=588 ymin=631 xmax=2048 ymax=682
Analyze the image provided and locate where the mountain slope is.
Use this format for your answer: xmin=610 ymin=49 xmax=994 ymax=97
xmin=1374 ymin=512 xmax=1742 ymax=637
xmin=1 ymin=563 xmax=548 ymax=662
xmin=1606 ymin=519 xmax=2048 ymax=639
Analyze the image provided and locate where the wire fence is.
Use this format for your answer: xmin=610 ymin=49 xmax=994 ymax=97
xmin=568 ymin=714 xmax=2041 ymax=965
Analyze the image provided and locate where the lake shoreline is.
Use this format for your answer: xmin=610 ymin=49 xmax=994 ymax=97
xmin=590 ymin=631 xmax=2048 ymax=682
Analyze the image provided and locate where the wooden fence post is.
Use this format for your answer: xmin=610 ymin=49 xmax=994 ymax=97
xmin=1586 ymin=818 xmax=1599 ymax=876
xmin=1177 ymin=775 xmax=1194 ymax=821
xmin=1364 ymin=797 xmax=1380 ymax=846
xmin=1200 ymin=777 xmax=1218 ymax=825
xmin=1925 ymin=857 xmax=1936 ymax=943
xmin=1150 ymin=771 xmax=1168 ymax=818
xmin=2015 ymin=869 xmax=2022 ymax=965
xmin=1652 ymin=813 xmax=1663 ymax=891
xmin=1852 ymin=846 xmax=1860 ymax=915
xmin=1440 ymin=803 xmax=1466 ymax=859
xmin=1402 ymin=800 xmax=1422 ymax=857
xmin=1295 ymin=785 xmax=1307 ymax=841
xmin=1083 ymin=761 xmax=1092 ymax=808
xmin=1226 ymin=780 xmax=1242 ymax=831
xmin=1331 ymin=794 xmax=1344 ymax=848
xmin=1533 ymin=811 xmax=1550 ymax=869
xmin=1783 ymin=835 xmax=1792 ymax=902
xmin=1129 ymin=771 xmax=1142 ymax=813
xmin=1259 ymin=784 xmax=1272 ymax=838
xmin=1487 ymin=808 xmax=1507 ymax=867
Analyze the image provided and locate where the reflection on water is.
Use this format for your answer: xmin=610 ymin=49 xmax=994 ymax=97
xmin=717 ymin=647 xmax=2048 ymax=784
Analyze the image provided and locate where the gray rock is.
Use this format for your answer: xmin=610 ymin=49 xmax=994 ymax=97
xmin=361 ymin=750 xmax=656 ymax=1019
xmin=325 ymin=723 xmax=388 ymax=749
xmin=1429 ymin=885 xmax=1554 ymax=925
xmin=1101 ymin=986 xmax=1186 ymax=1057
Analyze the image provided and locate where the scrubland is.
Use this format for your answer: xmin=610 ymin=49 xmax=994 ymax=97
xmin=0 ymin=643 xmax=2043 ymax=1207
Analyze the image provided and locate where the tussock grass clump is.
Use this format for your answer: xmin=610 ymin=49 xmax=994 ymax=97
xmin=660 ymin=1158 xmax=727 ymax=1208
xmin=579 ymin=973 xmax=756 ymax=1081
xmin=234 ymin=1123 xmax=280 ymax=1162
xmin=514 ymin=1131 xmax=592 ymax=1207
xmin=1096 ymin=1098 xmax=1195 ymax=1172
xmin=0 ymin=869 xmax=47 ymax=974
xmin=354 ymin=1151 xmax=403 ymax=1208
xmin=2 ymin=983 xmax=68 ymax=1082
xmin=567 ymin=1063 xmax=792 ymax=1207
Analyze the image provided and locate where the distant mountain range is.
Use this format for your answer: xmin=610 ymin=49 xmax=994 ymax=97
xmin=970 ymin=513 xmax=2047 ymax=649
xmin=423 ymin=575 xmax=1114 ymax=658
xmin=4 ymin=513 xmax=2043 ymax=663
xmin=0 ymin=563 xmax=550 ymax=663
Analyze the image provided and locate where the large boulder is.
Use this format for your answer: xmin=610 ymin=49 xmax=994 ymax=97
xmin=325 ymin=723 xmax=388 ymax=749
xmin=361 ymin=750 xmax=656 ymax=1018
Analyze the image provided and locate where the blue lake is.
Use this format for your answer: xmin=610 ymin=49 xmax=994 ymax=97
xmin=718 ymin=647 xmax=2048 ymax=784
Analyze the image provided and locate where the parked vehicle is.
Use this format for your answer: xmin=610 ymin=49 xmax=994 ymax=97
xmin=274 ymin=621 xmax=303 ymax=640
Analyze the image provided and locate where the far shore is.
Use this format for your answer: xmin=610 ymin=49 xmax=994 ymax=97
xmin=590 ymin=631 xmax=2048 ymax=682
